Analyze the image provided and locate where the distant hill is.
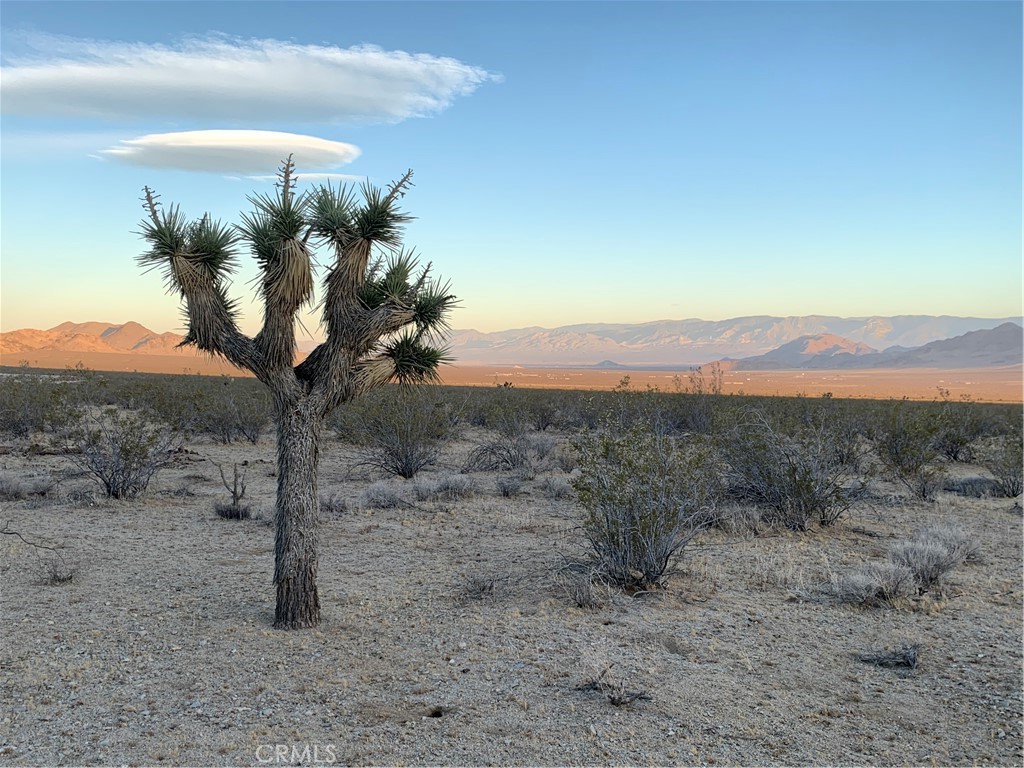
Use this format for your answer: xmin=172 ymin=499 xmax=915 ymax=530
xmin=445 ymin=315 xmax=1020 ymax=366
xmin=1 ymin=321 xmax=190 ymax=357
xmin=2 ymin=315 xmax=1021 ymax=371
xmin=723 ymin=323 xmax=1023 ymax=370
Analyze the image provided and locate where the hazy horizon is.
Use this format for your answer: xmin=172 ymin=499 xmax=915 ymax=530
xmin=2 ymin=2 xmax=1021 ymax=335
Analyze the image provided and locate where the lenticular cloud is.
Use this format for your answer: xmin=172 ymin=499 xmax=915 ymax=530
xmin=0 ymin=33 xmax=497 ymax=123
xmin=100 ymin=130 xmax=361 ymax=174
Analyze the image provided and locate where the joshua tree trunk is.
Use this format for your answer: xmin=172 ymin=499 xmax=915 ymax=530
xmin=273 ymin=396 xmax=323 ymax=629
xmin=138 ymin=158 xmax=455 ymax=629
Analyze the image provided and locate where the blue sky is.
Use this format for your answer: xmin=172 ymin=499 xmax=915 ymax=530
xmin=1 ymin=1 xmax=1020 ymax=337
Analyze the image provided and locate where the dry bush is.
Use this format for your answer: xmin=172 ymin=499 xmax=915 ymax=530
xmin=346 ymin=386 xmax=459 ymax=479
xmin=495 ymin=475 xmax=525 ymax=498
xmin=571 ymin=422 xmax=720 ymax=591
xmin=213 ymin=462 xmax=251 ymax=520
xmin=71 ymin=409 xmax=179 ymax=500
xmin=362 ymin=481 xmax=404 ymax=509
xmin=835 ymin=523 xmax=978 ymax=605
xmin=872 ymin=400 xmax=945 ymax=500
xmin=832 ymin=562 xmax=918 ymax=607
xmin=890 ymin=524 xmax=978 ymax=593
xmin=560 ymin=573 xmax=605 ymax=609
xmin=319 ymin=492 xmax=349 ymax=518
xmin=933 ymin=390 xmax=984 ymax=463
xmin=462 ymin=433 xmax=534 ymax=475
xmin=413 ymin=474 xmax=476 ymax=502
xmin=981 ymin=434 xmax=1023 ymax=498
xmin=539 ymin=475 xmax=572 ymax=500
xmin=720 ymin=410 xmax=852 ymax=530
xmin=0 ymin=375 xmax=79 ymax=439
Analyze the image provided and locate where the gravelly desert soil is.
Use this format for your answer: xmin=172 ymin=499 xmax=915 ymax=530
xmin=0 ymin=430 xmax=1021 ymax=767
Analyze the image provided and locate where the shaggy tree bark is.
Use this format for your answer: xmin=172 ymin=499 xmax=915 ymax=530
xmin=137 ymin=157 xmax=455 ymax=629
xmin=273 ymin=396 xmax=323 ymax=628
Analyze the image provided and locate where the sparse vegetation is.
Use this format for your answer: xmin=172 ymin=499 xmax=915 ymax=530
xmin=872 ymin=399 xmax=945 ymax=500
xmin=981 ymin=432 xmax=1024 ymax=498
xmin=213 ymin=462 xmax=251 ymax=519
xmin=344 ymin=386 xmax=459 ymax=479
xmin=889 ymin=524 xmax=978 ymax=593
xmin=413 ymin=473 xmax=476 ymax=502
xmin=0 ymin=362 xmax=1020 ymax=765
xmin=835 ymin=523 xmax=978 ymax=605
xmin=70 ymin=409 xmax=179 ymax=500
xmin=720 ymin=410 xmax=853 ymax=530
xmin=571 ymin=421 xmax=720 ymax=591
xmin=462 ymin=433 xmax=534 ymax=475
xmin=362 ymin=480 xmax=405 ymax=509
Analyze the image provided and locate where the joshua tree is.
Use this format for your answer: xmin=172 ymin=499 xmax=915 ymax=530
xmin=138 ymin=157 xmax=455 ymax=629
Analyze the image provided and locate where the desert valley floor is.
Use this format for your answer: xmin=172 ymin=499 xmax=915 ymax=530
xmin=1 ymin=349 xmax=1021 ymax=403
xmin=0 ymin=426 xmax=1021 ymax=766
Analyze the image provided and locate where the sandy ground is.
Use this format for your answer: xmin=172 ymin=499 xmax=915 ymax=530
xmin=440 ymin=365 xmax=1024 ymax=403
xmin=2 ymin=349 xmax=1021 ymax=403
xmin=0 ymin=429 xmax=1022 ymax=767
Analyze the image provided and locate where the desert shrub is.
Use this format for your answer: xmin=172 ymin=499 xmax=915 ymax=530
xmin=343 ymin=386 xmax=458 ymax=479
xmin=872 ymin=399 xmax=944 ymax=499
xmin=890 ymin=524 xmax=978 ymax=593
xmin=571 ymin=421 xmax=720 ymax=590
xmin=413 ymin=473 xmax=476 ymax=502
xmin=932 ymin=390 xmax=985 ymax=463
xmin=71 ymin=409 xmax=179 ymax=499
xmin=981 ymin=433 xmax=1023 ymax=498
xmin=942 ymin=476 xmax=1000 ymax=498
xmin=530 ymin=400 xmax=560 ymax=432
xmin=552 ymin=443 xmax=577 ymax=473
xmin=720 ymin=410 xmax=852 ymax=530
xmin=145 ymin=379 xmax=206 ymax=435
xmin=200 ymin=384 xmax=271 ymax=444
xmin=362 ymin=481 xmax=404 ymax=509
xmin=0 ymin=375 xmax=78 ymax=438
xmin=462 ymin=433 xmax=534 ymax=475
xmin=319 ymin=492 xmax=349 ymax=517
xmin=833 ymin=562 xmax=918 ymax=607
xmin=214 ymin=500 xmax=252 ymax=520
xmin=539 ymin=475 xmax=572 ymax=499
xmin=214 ymin=462 xmax=251 ymax=519
xmin=495 ymin=475 xmax=525 ymax=497
xmin=0 ymin=474 xmax=55 ymax=502
xmin=232 ymin=391 xmax=273 ymax=444
xmin=527 ymin=433 xmax=558 ymax=460
xmin=0 ymin=476 xmax=27 ymax=501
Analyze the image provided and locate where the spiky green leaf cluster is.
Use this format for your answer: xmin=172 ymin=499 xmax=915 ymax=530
xmin=411 ymin=280 xmax=457 ymax=340
xmin=308 ymin=185 xmax=357 ymax=247
xmin=358 ymin=251 xmax=417 ymax=309
xmin=354 ymin=181 xmax=413 ymax=247
xmin=137 ymin=202 xmax=239 ymax=296
xmin=383 ymin=332 xmax=453 ymax=384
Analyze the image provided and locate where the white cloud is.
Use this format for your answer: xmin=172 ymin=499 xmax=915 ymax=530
xmin=99 ymin=130 xmax=361 ymax=174
xmin=0 ymin=32 xmax=498 ymax=123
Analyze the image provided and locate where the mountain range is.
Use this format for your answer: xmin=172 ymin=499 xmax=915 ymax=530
xmin=718 ymin=323 xmax=1023 ymax=370
xmin=1 ymin=315 xmax=1020 ymax=371
xmin=446 ymin=315 xmax=1020 ymax=367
